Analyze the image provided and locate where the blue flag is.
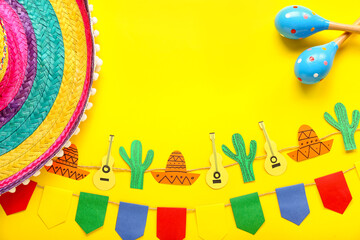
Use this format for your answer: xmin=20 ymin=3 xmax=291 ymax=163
xmin=275 ymin=183 xmax=310 ymax=225
xmin=115 ymin=202 xmax=149 ymax=240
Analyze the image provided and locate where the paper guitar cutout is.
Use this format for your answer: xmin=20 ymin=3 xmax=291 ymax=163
xmin=93 ymin=135 xmax=116 ymax=191
xmin=259 ymin=121 xmax=287 ymax=176
xmin=287 ymin=125 xmax=333 ymax=161
xmin=151 ymin=151 xmax=200 ymax=185
xmin=45 ymin=144 xmax=89 ymax=180
xmin=206 ymin=132 xmax=228 ymax=189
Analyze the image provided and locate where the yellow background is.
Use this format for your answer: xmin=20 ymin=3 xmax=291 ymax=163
xmin=2 ymin=0 xmax=360 ymax=239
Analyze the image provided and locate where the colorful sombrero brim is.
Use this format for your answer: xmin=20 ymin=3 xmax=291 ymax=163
xmin=0 ymin=1 xmax=27 ymax=112
xmin=151 ymin=172 xmax=200 ymax=185
xmin=0 ymin=0 xmax=36 ymax=128
xmin=0 ymin=0 xmax=98 ymax=194
xmin=287 ymin=139 xmax=334 ymax=161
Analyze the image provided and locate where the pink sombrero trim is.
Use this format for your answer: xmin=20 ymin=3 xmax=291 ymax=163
xmin=0 ymin=1 xmax=27 ymax=111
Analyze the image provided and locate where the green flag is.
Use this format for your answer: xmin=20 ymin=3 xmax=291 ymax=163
xmin=230 ymin=192 xmax=265 ymax=235
xmin=75 ymin=192 xmax=109 ymax=234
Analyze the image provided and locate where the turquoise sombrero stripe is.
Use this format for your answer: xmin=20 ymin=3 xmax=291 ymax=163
xmin=0 ymin=0 xmax=64 ymax=155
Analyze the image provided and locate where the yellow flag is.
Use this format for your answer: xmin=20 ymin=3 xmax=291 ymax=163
xmin=196 ymin=203 xmax=228 ymax=240
xmin=38 ymin=186 xmax=72 ymax=228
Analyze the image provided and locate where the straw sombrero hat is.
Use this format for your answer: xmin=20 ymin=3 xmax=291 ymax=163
xmin=287 ymin=125 xmax=333 ymax=161
xmin=151 ymin=151 xmax=200 ymax=185
xmin=0 ymin=0 xmax=101 ymax=194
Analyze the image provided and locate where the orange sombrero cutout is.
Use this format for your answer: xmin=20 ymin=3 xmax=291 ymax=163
xmin=151 ymin=151 xmax=200 ymax=185
xmin=45 ymin=144 xmax=89 ymax=180
xmin=287 ymin=125 xmax=334 ymax=161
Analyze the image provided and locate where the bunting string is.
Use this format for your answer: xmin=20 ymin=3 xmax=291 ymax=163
xmin=35 ymin=165 xmax=357 ymax=212
xmin=78 ymin=129 xmax=359 ymax=173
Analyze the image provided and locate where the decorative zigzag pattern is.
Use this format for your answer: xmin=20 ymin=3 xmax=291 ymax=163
xmin=46 ymin=163 xmax=88 ymax=180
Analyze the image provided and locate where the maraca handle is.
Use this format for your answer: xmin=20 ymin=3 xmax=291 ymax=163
xmin=329 ymin=22 xmax=360 ymax=33
xmin=334 ymin=17 xmax=360 ymax=46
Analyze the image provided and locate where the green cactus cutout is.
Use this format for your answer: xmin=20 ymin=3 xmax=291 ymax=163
xmin=119 ymin=140 xmax=154 ymax=189
xmin=324 ymin=102 xmax=360 ymax=151
xmin=222 ymin=133 xmax=257 ymax=183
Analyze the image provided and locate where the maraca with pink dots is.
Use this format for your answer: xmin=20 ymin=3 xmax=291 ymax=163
xmin=275 ymin=6 xmax=360 ymax=39
xmin=294 ymin=18 xmax=360 ymax=84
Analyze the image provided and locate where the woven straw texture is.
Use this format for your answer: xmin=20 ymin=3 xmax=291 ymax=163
xmin=0 ymin=0 xmax=64 ymax=160
xmin=0 ymin=0 xmax=94 ymax=193
xmin=0 ymin=0 xmax=38 ymax=128
xmin=0 ymin=0 xmax=87 ymax=180
xmin=0 ymin=1 xmax=27 ymax=111
xmin=0 ymin=0 xmax=93 ymax=189
xmin=0 ymin=18 xmax=8 ymax=83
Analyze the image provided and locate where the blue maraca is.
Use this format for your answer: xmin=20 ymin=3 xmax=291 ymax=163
xmin=275 ymin=6 xmax=360 ymax=39
xmin=294 ymin=18 xmax=360 ymax=84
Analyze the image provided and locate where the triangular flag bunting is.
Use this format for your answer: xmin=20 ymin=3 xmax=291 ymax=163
xmin=196 ymin=203 xmax=227 ymax=240
xmin=115 ymin=202 xmax=149 ymax=240
xmin=230 ymin=192 xmax=265 ymax=235
xmin=315 ymin=171 xmax=352 ymax=214
xmin=157 ymin=207 xmax=186 ymax=240
xmin=0 ymin=181 xmax=37 ymax=215
xmin=275 ymin=183 xmax=310 ymax=225
xmin=75 ymin=192 xmax=109 ymax=234
xmin=38 ymin=186 xmax=73 ymax=228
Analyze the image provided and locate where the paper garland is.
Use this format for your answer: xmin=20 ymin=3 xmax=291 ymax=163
xmin=222 ymin=133 xmax=257 ymax=183
xmin=151 ymin=151 xmax=200 ymax=185
xmin=157 ymin=207 xmax=187 ymax=240
xmin=324 ymin=102 xmax=360 ymax=151
xmin=2 ymin=102 xmax=360 ymax=237
xmin=0 ymin=180 xmax=37 ymax=215
xmin=0 ymin=165 xmax=357 ymax=238
xmin=315 ymin=171 xmax=352 ymax=214
xmin=287 ymin=125 xmax=333 ymax=161
xmin=45 ymin=144 xmax=89 ymax=181
xmin=230 ymin=192 xmax=265 ymax=235
xmin=119 ymin=140 xmax=154 ymax=190
xmin=115 ymin=202 xmax=148 ymax=240
xmin=75 ymin=192 xmax=109 ymax=234
xmin=196 ymin=204 xmax=227 ymax=240
xmin=275 ymin=183 xmax=310 ymax=225
xmin=73 ymin=103 xmax=360 ymax=190
xmin=38 ymin=186 xmax=72 ymax=228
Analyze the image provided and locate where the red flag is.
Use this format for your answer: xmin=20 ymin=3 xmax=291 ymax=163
xmin=0 ymin=181 xmax=37 ymax=215
xmin=157 ymin=207 xmax=186 ymax=240
xmin=315 ymin=171 xmax=352 ymax=214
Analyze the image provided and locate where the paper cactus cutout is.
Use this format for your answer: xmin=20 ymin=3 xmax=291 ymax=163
xmin=324 ymin=103 xmax=360 ymax=151
xmin=119 ymin=140 xmax=154 ymax=189
xmin=222 ymin=133 xmax=257 ymax=183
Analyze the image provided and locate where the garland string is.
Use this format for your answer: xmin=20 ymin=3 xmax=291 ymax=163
xmin=78 ymin=129 xmax=358 ymax=173
xmin=35 ymin=166 xmax=357 ymax=212
xmin=49 ymin=129 xmax=358 ymax=211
